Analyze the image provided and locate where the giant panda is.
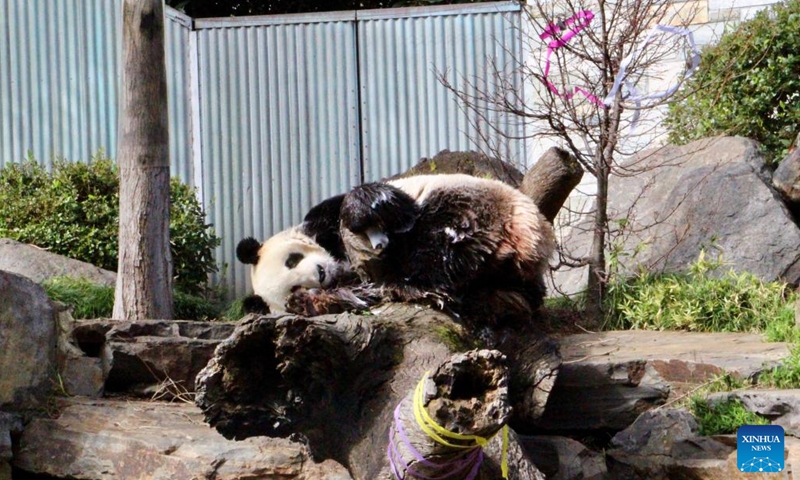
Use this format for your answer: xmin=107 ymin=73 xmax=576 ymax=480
xmin=237 ymin=173 xmax=556 ymax=324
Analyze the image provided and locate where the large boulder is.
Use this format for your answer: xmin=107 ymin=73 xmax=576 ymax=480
xmin=0 ymin=270 xmax=57 ymax=410
xmin=14 ymin=397 xmax=352 ymax=480
xmin=0 ymin=238 xmax=116 ymax=287
xmin=554 ymin=136 xmax=800 ymax=294
xmin=772 ymin=133 xmax=800 ymax=214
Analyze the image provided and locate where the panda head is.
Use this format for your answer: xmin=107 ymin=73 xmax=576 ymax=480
xmin=236 ymin=227 xmax=346 ymax=313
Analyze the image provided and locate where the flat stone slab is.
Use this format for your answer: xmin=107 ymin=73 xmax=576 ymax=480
xmin=14 ymin=397 xmax=353 ymax=480
xmin=535 ymin=331 xmax=791 ymax=432
xmin=559 ymin=330 xmax=791 ymax=381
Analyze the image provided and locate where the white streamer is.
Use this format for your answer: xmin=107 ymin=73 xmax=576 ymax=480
xmin=603 ymin=24 xmax=701 ymax=107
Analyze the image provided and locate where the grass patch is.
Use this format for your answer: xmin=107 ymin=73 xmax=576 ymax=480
xmin=689 ymin=396 xmax=769 ymax=435
xmin=544 ymin=294 xmax=584 ymax=310
xmin=44 ymin=277 xmax=114 ymax=319
xmin=758 ymin=346 xmax=800 ymax=389
xmin=604 ymin=252 xmax=797 ymax=341
xmin=219 ymin=297 xmax=247 ymax=321
xmin=44 ymin=276 xmax=230 ymax=321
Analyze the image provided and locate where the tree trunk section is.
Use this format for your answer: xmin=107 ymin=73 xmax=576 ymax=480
xmin=520 ymin=147 xmax=584 ymax=224
xmin=585 ymin=161 xmax=608 ymax=322
xmin=195 ymin=305 xmax=557 ymax=479
xmin=113 ymin=0 xmax=173 ymax=321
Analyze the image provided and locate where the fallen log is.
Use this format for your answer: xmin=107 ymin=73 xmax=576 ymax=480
xmin=383 ymin=349 xmax=544 ymax=480
xmin=195 ymin=305 xmax=558 ymax=478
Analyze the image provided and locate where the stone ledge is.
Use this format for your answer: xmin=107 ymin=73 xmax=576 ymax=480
xmin=535 ymin=331 xmax=791 ymax=432
xmin=14 ymin=397 xmax=352 ymax=480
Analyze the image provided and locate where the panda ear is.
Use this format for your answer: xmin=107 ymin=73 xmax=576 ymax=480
xmin=236 ymin=237 xmax=262 ymax=265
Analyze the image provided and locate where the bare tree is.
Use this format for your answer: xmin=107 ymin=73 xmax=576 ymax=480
xmin=440 ymin=0 xmax=700 ymax=321
xmin=113 ymin=0 xmax=174 ymax=321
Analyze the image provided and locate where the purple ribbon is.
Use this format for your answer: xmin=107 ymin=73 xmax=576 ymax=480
xmin=387 ymin=400 xmax=483 ymax=480
xmin=539 ymin=10 xmax=605 ymax=107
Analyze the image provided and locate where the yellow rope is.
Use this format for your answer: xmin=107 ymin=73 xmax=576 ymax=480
xmin=412 ymin=371 xmax=509 ymax=478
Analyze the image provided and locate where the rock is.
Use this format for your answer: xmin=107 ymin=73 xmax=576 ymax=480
xmin=64 ymin=318 xmax=237 ymax=398
xmin=553 ymin=136 xmax=800 ymax=295
xmin=0 ymin=238 xmax=116 ymax=287
xmin=0 ymin=412 xmax=22 ymax=464
xmin=61 ymin=355 xmax=106 ymax=397
xmin=392 ymin=150 xmax=524 ymax=186
xmin=13 ymin=397 xmax=352 ymax=480
xmin=536 ymin=330 xmax=790 ymax=432
xmin=0 ymin=271 xmax=57 ymax=410
xmin=54 ymin=308 xmax=109 ymax=398
xmin=518 ymin=435 xmax=607 ymax=480
xmin=707 ymin=389 xmax=800 ymax=437
xmin=606 ymin=409 xmax=734 ymax=479
xmin=772 ymin=132 xmax=800 ymax=215
xmin=0 ymin=412 xmax=22 ymax=480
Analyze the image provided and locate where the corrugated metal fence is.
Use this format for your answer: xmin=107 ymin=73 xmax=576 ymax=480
xmin=0 ymin=1 xmax=525 ymax=298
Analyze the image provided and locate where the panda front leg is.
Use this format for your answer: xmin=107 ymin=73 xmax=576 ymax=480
xmin=340 ymin=182 xmax=419 ymax=243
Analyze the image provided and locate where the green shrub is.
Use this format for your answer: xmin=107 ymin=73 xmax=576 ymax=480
xmin=665 ymin=0 xmax=800 ymax=163
xmin=44 ymin=277 xmax=225 ymax=321
xmin=690 ymin=396 xmax=769 ymax=435
xmin=0 ymin=154 xmax=220 ymax=294
xmin=604 ymin=252 xmax=797 ymax=341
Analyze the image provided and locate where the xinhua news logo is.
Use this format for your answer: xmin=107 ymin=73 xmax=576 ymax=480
xmin=737 ymin=425 xmax=785 ymax=473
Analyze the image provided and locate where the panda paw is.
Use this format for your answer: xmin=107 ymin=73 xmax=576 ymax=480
xmin=242 ymin=295 xmax=270 ymax=315
xmin=383 ymin=285 xmax=454 ymax=313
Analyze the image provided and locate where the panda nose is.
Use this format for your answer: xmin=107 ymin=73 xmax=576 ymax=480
xmin=317 ymin=265 xmax=326 ymax=284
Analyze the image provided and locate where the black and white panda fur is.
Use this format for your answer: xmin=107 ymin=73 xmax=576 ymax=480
xmin=237 ymin=173 xmax=556 ymax=323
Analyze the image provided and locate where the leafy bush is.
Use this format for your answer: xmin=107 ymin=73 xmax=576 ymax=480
xmin=690 ymin=396 xmax=769 ymax=435
xmin=44 ymin=277 xmax=224 ymax=321
xmin=665 ymin=0 xmax=800 ymax=163
xmin=604 ymin=252 xmax=797 ymax=341
xmin=0 ymin=154 xmax=220 ymax=294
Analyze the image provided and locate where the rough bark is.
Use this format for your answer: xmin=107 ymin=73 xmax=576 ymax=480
xmin=519 ymin=147 xmax=584 ymax=223
xmin=195 ymin=306 xmax=557 ymax=479
xmin=113 ymin=0 xmax=173 ymax=321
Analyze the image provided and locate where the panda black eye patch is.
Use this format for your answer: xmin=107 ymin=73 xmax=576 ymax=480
xmin=285 ymin=252 xmax=305 ymax=269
